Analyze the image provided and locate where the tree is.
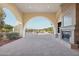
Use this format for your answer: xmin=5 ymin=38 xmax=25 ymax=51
xmin=0 ymin=7 xmax=6 ymax=40
xmin=3 ymin=24 xmax=13 ymax=32
xmin=0 ymin=7 xmax=6 ymax=32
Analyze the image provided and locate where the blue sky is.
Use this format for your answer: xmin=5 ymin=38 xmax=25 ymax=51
xmin=26 ymin=17 xmax=52 ymax=29
xmin=3 ymin=8 xmax=52 ymax=29
xmin=3 ymin=8 xmax=17 ymax=26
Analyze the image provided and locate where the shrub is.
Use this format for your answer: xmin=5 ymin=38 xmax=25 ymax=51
xmin=6 ymin=32 xmax=20 ymax=40
xmin=0 ymin=33 xmax=3 ymax=40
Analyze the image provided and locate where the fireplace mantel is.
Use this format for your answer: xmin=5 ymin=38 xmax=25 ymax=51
xmin=60 ymin=25 xmax=75 ymax=31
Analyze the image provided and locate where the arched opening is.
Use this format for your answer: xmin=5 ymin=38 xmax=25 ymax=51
xmin=0 ymin=7 xmax=22 ymax=46
xmin=3 ymin=8 xmax=17 ymax=26
xmin=3 ymin=8 xmax=22 ymax=32
xmin=23 ymin=16 xmax=56 ymax=37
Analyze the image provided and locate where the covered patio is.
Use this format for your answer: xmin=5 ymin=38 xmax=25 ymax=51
xmin=0 ymin=3 xmax=79 ymax=56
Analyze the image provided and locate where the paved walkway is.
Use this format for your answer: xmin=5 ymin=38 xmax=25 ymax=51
xmin=0 ymin=33 xmax=79 ymax=56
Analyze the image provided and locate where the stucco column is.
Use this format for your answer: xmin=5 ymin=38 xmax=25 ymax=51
xmin=71 ymin=4 xmax=79 ymax=48
xmin=74 ymin=4 xmax=79 ymax=44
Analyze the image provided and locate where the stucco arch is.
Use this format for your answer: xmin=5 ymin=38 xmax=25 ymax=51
xmin=0 ymin=3 xmax=22 ymax=23
xmin=0 ymin=4 xmax=23 ymax=36
xmin=23 ymin=16 xmax=56 ymax=37
xmin=23 ymin=13 xmax=57 ymax=28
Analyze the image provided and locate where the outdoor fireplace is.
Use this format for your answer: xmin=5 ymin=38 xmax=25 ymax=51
xmin=62 ymin=31 xmax=71 ymax=42
xmin=60 ymin=26 xmax=75 ymax=45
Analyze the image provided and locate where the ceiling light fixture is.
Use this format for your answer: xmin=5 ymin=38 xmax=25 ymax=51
xmin=48 ymin=6 xmax=50 ymax=8
xmin=28 ymin=5 xmax=32 ymax=8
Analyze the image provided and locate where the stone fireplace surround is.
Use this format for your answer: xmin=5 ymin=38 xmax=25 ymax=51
xmin=60 ymin=25 xmax=75 ymax=48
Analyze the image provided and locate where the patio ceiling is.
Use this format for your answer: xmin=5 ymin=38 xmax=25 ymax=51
xmin=15 ymin=3 xmax=61 ymax=13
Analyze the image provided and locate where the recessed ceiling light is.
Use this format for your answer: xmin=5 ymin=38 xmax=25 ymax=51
xmin=28 ymin=5 xmax=32 ymax=8
xmin=48 ymin=6 xmax=50 ymax=8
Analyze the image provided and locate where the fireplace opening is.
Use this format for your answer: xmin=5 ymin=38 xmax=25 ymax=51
xmin=62 ymin=31 xmax=71 ymax=43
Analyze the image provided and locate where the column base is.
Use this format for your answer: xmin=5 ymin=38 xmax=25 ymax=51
xmin=71 ymin=43 xmax=79 ymax=49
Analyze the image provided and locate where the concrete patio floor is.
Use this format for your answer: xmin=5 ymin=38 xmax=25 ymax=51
xmin=0 ymin=33 xmax=79 ymax=56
